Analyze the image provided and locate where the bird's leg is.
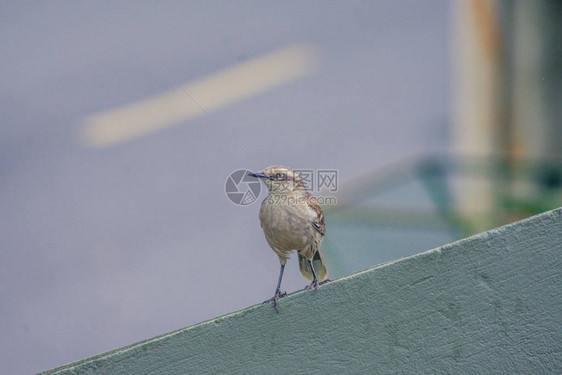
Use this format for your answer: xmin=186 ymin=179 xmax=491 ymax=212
xmin=305 ymin=259 xmax=319 ymax=290
xmin=263 ymin=263 xmax=287 ymax=313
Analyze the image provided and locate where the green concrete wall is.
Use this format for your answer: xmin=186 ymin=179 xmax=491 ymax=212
xmin=43 ymin=208 xmax=562 ymax=374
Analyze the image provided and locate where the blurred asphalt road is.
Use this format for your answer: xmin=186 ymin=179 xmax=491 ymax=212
xmin=0 ymin=2 xmax=450 ymax=373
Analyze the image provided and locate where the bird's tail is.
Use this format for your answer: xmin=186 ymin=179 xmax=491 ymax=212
xmin=298 ymin=251 xmax=328 ymax=282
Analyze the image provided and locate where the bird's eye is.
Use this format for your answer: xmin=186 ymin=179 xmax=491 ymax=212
xmin=276 ymin=172 xmax=286 ymax=180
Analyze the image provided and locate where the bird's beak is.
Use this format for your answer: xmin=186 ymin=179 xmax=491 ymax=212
xmin=248 ymin=172 xmax=269 ymax=179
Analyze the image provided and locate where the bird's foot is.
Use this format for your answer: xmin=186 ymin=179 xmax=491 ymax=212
xmin=305 ymin=279 xmax=331 ymax=290
xmin=305 ymin=280 xmax=319 ymax=290
xmin=263 ymin=290 xmax=287 ymax=313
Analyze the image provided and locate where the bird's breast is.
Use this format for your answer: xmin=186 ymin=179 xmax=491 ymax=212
xmin=259 ymin=194 xmax=314 ymax=251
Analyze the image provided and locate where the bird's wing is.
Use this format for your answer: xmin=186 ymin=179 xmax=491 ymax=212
xmin=306 ymin=193 xmax=326 ymax=235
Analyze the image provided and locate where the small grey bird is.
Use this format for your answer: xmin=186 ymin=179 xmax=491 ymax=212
xmin=249 ymin=165 xmax=329 ymax=312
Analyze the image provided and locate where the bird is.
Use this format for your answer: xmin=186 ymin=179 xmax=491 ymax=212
xmin=249 ymin=165 xmax=329 ymax=312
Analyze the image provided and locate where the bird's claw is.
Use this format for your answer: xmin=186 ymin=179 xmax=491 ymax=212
xmin=305 ymin=280 xmax=319 ymax=290
xmin=305 ymin=278 xmax=331 ymax=290
xmin=263 ymin=290 xmax=287 ymax=313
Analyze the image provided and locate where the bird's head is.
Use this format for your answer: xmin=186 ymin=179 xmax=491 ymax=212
xmin=248 ymin=165 xmax=305 ymax=193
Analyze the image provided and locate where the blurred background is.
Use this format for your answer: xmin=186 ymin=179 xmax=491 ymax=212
xmin=1 ymin=1 xmax=560 ymax=373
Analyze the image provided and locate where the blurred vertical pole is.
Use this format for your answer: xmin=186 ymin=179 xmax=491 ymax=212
xmin=452 ymin=0 xmax=507 ymax=231
xmin=511 ymin=1 xmax=562 ymax=185
xmin=452 ymin=0 xmax=561 ymax=230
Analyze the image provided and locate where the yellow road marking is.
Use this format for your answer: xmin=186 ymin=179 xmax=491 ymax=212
xmin=81 ymin=43 xmax=317 ymax=147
